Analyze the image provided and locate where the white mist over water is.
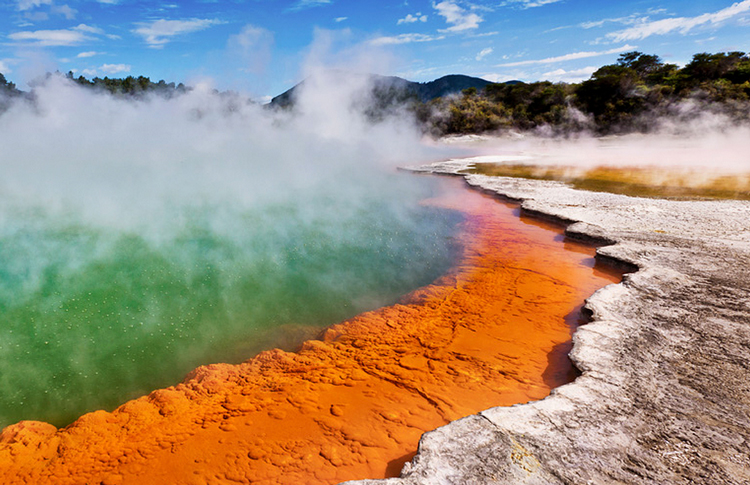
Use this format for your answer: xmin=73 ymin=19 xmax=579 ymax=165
xmin=449 ymin=108 xmax=750 ymax=176
xmin=0 ymin=68 xmax=466 ymax=428
xmin=0 ymin=72 xmax=435 ymax=232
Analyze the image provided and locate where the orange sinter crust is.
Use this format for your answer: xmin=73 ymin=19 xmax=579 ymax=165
xmin=0 ymin=179 xmax=621 ymax=485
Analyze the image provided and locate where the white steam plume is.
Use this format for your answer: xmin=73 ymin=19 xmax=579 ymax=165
xmin=451 ymin=107 xmax=750 ymax=175
xmin=0 ymin=71 xmax=432 ymax=236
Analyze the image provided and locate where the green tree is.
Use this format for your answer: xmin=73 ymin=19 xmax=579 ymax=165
xmin=684 ymin=52 xmax=747 ymax=82
xmin=0 ymin=73 xmax=16 ymax=92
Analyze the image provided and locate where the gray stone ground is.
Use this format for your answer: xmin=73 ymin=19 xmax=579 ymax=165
xmin=346 ymin=160 xmax=750 ymax=485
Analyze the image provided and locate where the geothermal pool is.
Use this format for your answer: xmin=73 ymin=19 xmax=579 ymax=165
xmin=0 ymin=175 xmax=622 ymax=485
xmin=0 ymin=172 xmax=462 ymax=428
xmin=0 ymin=82 xmax=624 ymax=484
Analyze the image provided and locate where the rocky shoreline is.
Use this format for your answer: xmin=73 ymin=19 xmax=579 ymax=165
xmin=350 ymin=160 xmax=750 ymax=484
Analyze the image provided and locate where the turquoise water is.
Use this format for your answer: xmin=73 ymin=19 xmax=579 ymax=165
xmin=0 ymin=173 xmax=462 ymax=428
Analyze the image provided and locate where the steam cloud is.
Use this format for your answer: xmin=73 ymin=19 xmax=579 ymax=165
xmin=0 ymin=71 xmax=435 ymax=232
xmin=0 ymin=67 xmax=463 ymax=427
xmin=449 ymin=103 xmax=750 ymax=178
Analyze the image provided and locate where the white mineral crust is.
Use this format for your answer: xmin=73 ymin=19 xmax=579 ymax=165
xmin=346 ymin=159 xmax=750 ymax=485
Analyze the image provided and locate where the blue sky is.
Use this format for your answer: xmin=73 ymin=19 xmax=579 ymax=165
xmin=1 ymin=0 xmax=749 ymax=98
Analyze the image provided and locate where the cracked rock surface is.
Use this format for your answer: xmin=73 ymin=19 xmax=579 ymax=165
xmin=349 ymin=161 xmax=750 ymax=485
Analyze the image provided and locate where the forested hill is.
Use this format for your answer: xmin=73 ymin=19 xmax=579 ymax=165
xmin=414 ymin=74 xmax=495 ymax=101
xmin=269 ymin=73 xmax=495 ymax=108
xmin=416 ymin=51 xmax=750 ymax=136
xmin=268 ymin=51 xmax=750 ymax=135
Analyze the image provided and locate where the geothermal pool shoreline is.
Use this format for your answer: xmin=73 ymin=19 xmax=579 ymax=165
xmin=0 ymin=175 xmax=621 ymax=484
xmin=348 ymin=161 xmax=750 ymax=484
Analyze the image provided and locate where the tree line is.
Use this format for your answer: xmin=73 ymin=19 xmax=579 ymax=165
xmin=0 ymin=73 xmax=22 ymax=113
xmin=0 ymin=71 xmax=189 ymax=100
xmin=63 ymin=72 xmax=189 ymax=98
xmin=413 ymin=51 xmax=750 ymax=136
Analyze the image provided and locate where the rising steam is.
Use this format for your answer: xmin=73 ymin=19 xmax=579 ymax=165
xmin=0 ymin=68 xmax=462 ymax=428
xmin=445 ymin=103 xmax=750 ymax=189
xmin=0 ymin=71 xmax=434 ymax=229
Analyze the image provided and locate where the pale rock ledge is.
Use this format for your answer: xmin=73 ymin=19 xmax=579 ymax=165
xmin=347 ymin=160 xmax=750 ymax=485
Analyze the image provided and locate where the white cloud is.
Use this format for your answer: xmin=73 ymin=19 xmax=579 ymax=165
xmin=398 ymin=12 xmax=428 ymax=24
xmin=23 ymin=11 xmax=48 ymax=21
xmin=288 ymin=0 xmax=332 ymax=11
xmin=334 ymin=17 xmax=348 ymax=22
xmin=15 ymin=0 xmax=52 ymax=11
xmin=476 ymin=47 xmax=493 ymax=61
xmin=132 ymin=18 xmax=221 ymax=48
xmin=78 ymin=63 xmax=131 ymax=78
xmin=52 ymin=4 xmax=77 ymax=20
xmin=100 ymin=63 xmax=131 ymax=75
xmin=502 ymin=0 xmax=563 ymax=8
xmin=433 ymin=1 xmax=483 ymax=32
xmin=8 ymin=28 xmax=90 ymax=46
xmin=580 ymin=14 xmax=646 ymax=30
xmin=497 ymin=45 xmax=637 ymax=67
xmin=77 ymin=51 xmax=99 ymax=58
xmin=542 ymin=66 xmax=597 ymax=82
xmin=695 ymin=35 xmax=718 ymax=45
xmin=19 ymin=3 xmax=78 ymax=20
xmin=0 ymin=60 xmax=9 ymax=73
xmin=581 ymin=20 xmax=615 ymax=29
xmin=470 ymin=30 xmax=500 ymax=38
xmin=73 ymin=24 xmax=104 ymax=35
xmin=369 ymin=33 xmax=445 ymax=46
xmin=481 ymin=70 xmax=531 ymax=83
xmin=608 ymin=0 xmax=750 ymax=42
xmin=96 ymin=0 xmax=120 ymax=4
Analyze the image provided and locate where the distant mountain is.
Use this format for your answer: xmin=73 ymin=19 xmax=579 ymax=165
xmin=412 ymin=74 xmax=492 ymax=100
xmin=269 ymin=72 xmax=410 ymax=108
xmin=268 ymin=72 xmax=508 ymax=108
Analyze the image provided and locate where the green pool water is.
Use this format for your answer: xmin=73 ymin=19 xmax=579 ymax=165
xmin=0 ymin=173 xmax=462 ymax=428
